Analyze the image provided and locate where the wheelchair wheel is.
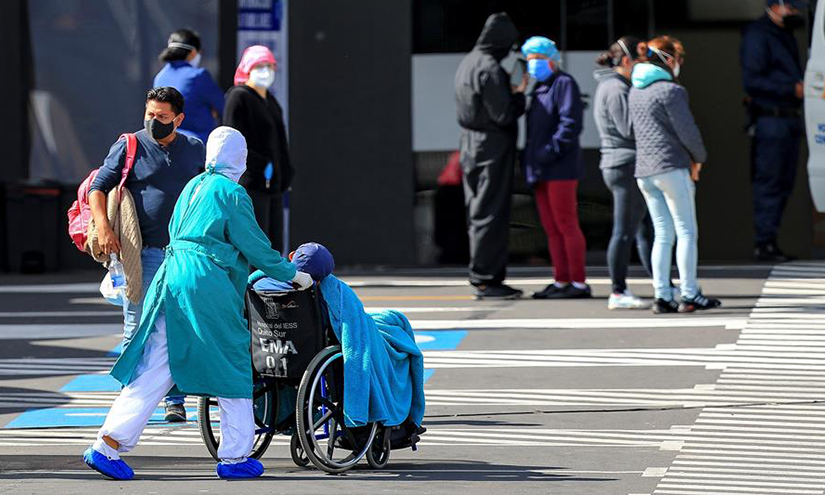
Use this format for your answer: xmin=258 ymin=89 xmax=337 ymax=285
xmin=366 ymin=425 xmax=391 ymax=469
xmin=296 ymin=345 xmax=378 ymax=474
xmin=290 ymin=431 xmax=310 ymax=467
xmin=197 ymin=380 xmax=278 ymax=461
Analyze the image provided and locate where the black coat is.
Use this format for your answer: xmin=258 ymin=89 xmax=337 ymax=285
xmin=740 ymin=15 xmax=803 ymax=110
xmin=223 ymin=85 xmax=293 ymax=193
xmin=454 ymin=13 xmax=525 ymax=171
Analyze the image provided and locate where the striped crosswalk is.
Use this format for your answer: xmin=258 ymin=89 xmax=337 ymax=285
xmin=2 ymin=384 xmax=817 ymax=412
xmin=2 ymin=263 xmax=825 ymax=494
xmin=651 ymin=263 xmax=825 ymax=495
xmin=0 ymin=423 xmax=693 ymax=448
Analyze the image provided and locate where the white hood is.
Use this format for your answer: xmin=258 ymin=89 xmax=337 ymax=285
xmin=205 ymin=126 xmax=247 ymax=182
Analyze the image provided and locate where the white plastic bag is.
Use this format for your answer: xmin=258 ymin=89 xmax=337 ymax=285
xmin=100 ymin=272 xmax=125 ymax=307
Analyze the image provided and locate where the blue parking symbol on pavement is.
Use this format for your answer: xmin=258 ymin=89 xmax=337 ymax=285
xmin=414 ymin=330 xmax=467 ymax=384
xmin=4 ymin=331 xmax=466 ymax=428
xmin=60 ymin=374 xmax=121 ymax=393
xmin=5 ymin=407 xmax=168 ymax=429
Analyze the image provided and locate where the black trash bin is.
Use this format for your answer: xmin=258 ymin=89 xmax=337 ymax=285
xmin=5 ymin=179 xmax=62 ymax=273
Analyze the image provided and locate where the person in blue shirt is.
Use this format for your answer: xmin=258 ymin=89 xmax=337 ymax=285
xmin=154 ymin=29 xmax=224 ymax=145
xmin=740 ymin=0 xmax=806 ymax=262
xmin=89 ymin=87 xmax=205 ymax=423
xmin=521 ymin=36 xmax=590 ymax=300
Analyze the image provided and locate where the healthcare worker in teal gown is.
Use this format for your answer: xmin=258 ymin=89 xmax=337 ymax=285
xmin=82 ymin=126 xmax=313 ymax=481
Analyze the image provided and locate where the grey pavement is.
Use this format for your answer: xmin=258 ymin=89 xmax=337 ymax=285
xmin=1 ymin=262 xmax=824 ymax=494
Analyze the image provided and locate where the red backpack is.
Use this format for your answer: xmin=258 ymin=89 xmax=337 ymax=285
xmin=67 ymin=133 xmax=138 ymax=252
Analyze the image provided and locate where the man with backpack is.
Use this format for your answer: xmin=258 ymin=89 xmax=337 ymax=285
xmin=89 ymin=86 xmax=205 ymax=422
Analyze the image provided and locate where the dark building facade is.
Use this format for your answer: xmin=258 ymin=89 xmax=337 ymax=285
xmin=0 ymin=0 xmax=819 ymax=271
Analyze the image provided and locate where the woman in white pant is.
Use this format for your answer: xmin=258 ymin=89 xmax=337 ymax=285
xmin=83 ymin=126 xmax=313 ymax=480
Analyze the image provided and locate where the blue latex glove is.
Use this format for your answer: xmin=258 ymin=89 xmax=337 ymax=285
xmin=216 ymin=457 xmax=265 ymax=479
xmin=82 ymin=447 xmax=134 ymax=480
xmin=264 ymin=162 xmax=274 ymax=189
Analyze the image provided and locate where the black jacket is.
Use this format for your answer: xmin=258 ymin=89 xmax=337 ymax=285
xmin=740 ymin=15 xmax=803 ymax=110
xmin=223 ymin=85 xmax=293 ymax=193
xmin=454 ymin=13 xmax=525 ymax=135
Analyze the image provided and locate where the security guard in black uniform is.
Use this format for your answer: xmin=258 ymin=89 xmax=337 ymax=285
xmin=740 ymin=0 xmax=806 ymax=262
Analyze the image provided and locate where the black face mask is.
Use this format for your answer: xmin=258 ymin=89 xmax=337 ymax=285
xmin=144 ymin=117 xmax=176 ymax=140
xmin=783 ymin=13 xmax=805 ymax=30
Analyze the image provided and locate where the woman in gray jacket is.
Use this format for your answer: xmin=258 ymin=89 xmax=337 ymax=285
xmin=628 ymin=36 xmax=721 ymax=314
xmin=593 ymin=36 xmax=654 ymax=310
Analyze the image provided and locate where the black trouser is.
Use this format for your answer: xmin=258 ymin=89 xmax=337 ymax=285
xmin=602 ymin=166 xmax=654 ymax=294
xmin=460 ymin=130 xmax=515 ymax=287
xmin=750 ymin=116 xmax=801 ymax=247
xmin=248 ymin=189 xmax=284 ymax=253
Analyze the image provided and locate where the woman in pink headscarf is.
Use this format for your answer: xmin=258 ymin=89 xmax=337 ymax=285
xmin=223 ymin=45 xmax=293 ymax=250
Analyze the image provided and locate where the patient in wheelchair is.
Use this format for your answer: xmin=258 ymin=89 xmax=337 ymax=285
xmin=249 ymin=242 xmax=426 ymax=448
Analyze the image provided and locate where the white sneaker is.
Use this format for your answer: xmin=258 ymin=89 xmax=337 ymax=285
xmin=608 ymin=290 xmax=650 ymax=310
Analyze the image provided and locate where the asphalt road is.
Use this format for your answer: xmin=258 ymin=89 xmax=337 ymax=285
xmin=1 ymin=262 xmax=824 ymax=495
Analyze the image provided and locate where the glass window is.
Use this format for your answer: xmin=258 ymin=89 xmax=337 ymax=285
xmin=613 ymin=0 xmax=653 ymax=42
xmin=564 ymin=0 xmax=609 ymax=50
xmin=413 ymin=0 xmax=561 ymax=54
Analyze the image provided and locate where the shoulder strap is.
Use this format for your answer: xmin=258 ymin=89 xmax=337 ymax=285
xmin=117 ymin=133 xmax=138 ymax=191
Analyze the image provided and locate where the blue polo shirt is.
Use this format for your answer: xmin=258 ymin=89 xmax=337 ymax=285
xmin=90 ymin=129 xmax=205 ymax=248
xmin=154 ymin=61 xmax=225 ymax=144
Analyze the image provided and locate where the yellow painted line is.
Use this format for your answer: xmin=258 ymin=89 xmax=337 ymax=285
xmin=359 ymin=295 xmax=476 ymax=301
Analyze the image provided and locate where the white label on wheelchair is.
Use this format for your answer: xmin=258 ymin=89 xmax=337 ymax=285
xmin=259 ymin=337 xmax=298 ymax=355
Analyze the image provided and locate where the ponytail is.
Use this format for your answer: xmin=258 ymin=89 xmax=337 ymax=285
xmin=595 ymin=51 xmax=615 ymax=67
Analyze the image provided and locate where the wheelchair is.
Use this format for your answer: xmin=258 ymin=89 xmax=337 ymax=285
xmin=197 ymin=284 xmax=422 ymax=474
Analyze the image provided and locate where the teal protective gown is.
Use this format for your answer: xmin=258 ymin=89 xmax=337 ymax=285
xmin=110 ymin=171 xmax=297 ymax=399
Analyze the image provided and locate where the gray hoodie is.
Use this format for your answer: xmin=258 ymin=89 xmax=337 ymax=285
xmin=593 ymin=69 xmax=636 ymax=169
xmin=628 ymin=63 xmax=707 ymax=179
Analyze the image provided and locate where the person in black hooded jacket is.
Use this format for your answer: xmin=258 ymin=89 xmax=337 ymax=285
xmin=454 ymin=12 xmax=527 ymax=300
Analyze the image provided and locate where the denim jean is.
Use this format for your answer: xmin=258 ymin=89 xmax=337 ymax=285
xmin=122 ymin=247 xmax=184 ymax=406
xmin=602 ymin=166 xmax=654 ymax=294
xmin=637 ymin=168 xmax=699 ymax=300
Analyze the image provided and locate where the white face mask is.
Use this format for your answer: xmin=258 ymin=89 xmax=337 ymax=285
xmin=249 ymin=67 xmax=275 ymax=89
xmin=672 ymin=62 xmax=681 ymax=78
xmin=190 ymin=51 xmax=202 ymax=68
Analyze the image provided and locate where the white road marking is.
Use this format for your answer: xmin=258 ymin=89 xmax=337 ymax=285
xmin=650 ymin=262 xmax=825 ymax=494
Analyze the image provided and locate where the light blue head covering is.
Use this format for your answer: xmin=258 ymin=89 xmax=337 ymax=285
xmin=521 ymin=36 xmax=560 ymax=62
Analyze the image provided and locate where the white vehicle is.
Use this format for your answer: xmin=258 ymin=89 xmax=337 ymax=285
xmin=804 ymin=0 xmax=825 ymax=211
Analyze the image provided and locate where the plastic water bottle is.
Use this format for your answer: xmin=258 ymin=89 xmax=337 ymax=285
xmin=109 ymin=253 xmax=126 ymax=291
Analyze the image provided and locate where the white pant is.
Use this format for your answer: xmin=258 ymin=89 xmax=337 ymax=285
xmin=93 ymin=314 xmax=255 ymax=462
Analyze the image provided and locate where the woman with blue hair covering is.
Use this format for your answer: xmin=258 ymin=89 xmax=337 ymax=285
xmin=520 ymin=36 xmax=590 ymax=300
xmin=82 ymin=126 xmax=313 ymax=480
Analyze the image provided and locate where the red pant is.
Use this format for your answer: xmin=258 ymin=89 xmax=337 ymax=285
xmin=534 ymin=180 xmax=587 ymax=283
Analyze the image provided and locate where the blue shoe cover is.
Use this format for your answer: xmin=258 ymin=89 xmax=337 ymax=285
xmin=216 ymin=457 xmax=265 ymax=479
xmin=83 ymin=447 xmax=134 ymax=480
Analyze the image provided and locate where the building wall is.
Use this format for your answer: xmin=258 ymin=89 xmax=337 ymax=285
xmin=288 ymin=0 xmax=416 ymax=266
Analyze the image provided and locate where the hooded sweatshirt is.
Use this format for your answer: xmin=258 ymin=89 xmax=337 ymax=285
xmin=628 ymin=63 xmax=707 ymax=179
xmin=593 ymin=69 xmax=635 ymax=169
xmin=454 ymin=13 xmax=525 ymax=134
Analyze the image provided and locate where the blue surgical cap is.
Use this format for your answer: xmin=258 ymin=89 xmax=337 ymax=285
xmin=292 ymin=242 xmax=335 ymax=281
xmin=521 ymin=36 xmax=560 ymax=61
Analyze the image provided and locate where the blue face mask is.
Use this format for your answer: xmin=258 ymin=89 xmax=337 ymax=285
xmin=527 ymin=58 xmax=553 ymax=82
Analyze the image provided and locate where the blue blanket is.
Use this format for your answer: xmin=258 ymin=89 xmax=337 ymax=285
xmin=248 ymin=272 xmax=425 ymax=428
